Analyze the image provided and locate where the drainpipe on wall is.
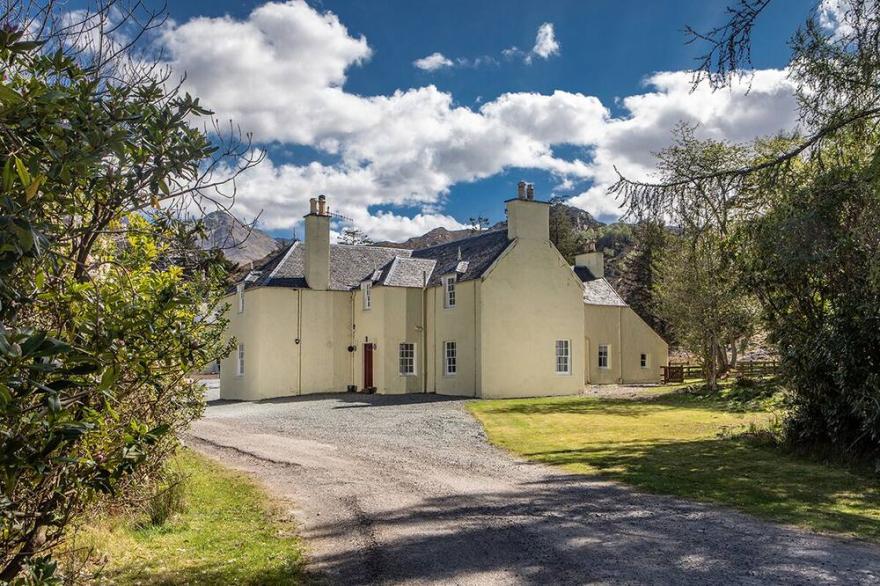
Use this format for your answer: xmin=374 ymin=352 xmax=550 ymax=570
xmin=422 ymin=270 xmax=428 ymax=393
xmin=618 ymin=305 xmax=624 ymax=384
xmin=350 ymin=290 xmax=355 ymax=389
xmin=297 ymin=289 xmax=303 ymax=395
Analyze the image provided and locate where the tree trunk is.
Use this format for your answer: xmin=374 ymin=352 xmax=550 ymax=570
xmin=729 ymin=339 xmax=738 ymax=368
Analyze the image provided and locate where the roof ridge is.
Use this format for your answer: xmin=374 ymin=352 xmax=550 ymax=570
xmin=332 ymin=243 xmax=413 ymax=254
xmin=266 ymin=241 xmax=299 ymax=280
xmin=412 ymin=228 xmax=505 ymax=253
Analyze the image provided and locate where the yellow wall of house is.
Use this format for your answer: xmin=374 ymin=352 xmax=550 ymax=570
xmin=352 ymin=286 xmax=425 ymax=394
xmin=353 ymin=285 xmax=385 ymax=391
xmin=425 ymin=279 xmax=480 ymax=397
xmin=220 ymin=287 xmax=352 ymax=400
xmin=583 ymin=304 xmax=668 ymax=384
xmin=479 ymin=239 xmax=586 ymax=398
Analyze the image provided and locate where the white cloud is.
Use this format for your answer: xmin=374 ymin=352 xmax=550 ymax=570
xmin=567 ymin=69 xmax=799 ymax=218
xmin=413 ymin=52 xmax=453 ymax=71
xmin=528 ymin=22 xmax=560 ymax=63
xmin=158 ymin=0 xmax=799 ymax=238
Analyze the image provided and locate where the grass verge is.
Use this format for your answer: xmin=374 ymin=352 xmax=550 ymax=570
xmin=71 ymin=449 xmax=309 ymax=585
xmin=468 ymin=387 xmax=880 ymax=541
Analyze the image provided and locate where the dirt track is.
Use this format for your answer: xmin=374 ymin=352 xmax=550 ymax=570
xmin=189 ymin=392 xmax=880 ymax=585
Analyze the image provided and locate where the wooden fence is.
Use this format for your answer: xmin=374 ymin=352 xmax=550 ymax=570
xmin=662 ymin=360 xmax=778 ymax=383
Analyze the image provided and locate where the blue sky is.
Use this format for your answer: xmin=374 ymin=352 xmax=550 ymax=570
xmin=101 ymin=0 xmax=809 ymax=240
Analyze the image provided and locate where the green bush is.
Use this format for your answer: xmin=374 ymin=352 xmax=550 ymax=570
xmin=745 ymin=139 xmax=880 ymax=463
xmin=0 ymin=7 xmax=247 ymax=580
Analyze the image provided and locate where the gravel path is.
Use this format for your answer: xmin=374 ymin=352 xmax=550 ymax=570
xmin=189 ymin=393 xmax=880 ymax=585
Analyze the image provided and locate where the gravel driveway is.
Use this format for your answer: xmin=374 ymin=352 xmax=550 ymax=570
xmin=189 ymin=393 xmax=880 ymax=585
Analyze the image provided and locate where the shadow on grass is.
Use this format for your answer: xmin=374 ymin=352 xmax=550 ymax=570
xmin=524 ymin=437 xmax=880 ymax=541
xmin=476 ymin=396 xmax=731 ymax=418
xmin=98 ymin=558 xmax=319 ymax=586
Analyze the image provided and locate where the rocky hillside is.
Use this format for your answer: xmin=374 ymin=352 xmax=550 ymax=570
xmin=373 ymin=224 xmax=504 ymax=250
xmin=197 ymin=211 xmax=281 ymax=266
xmin=376 ymin=203 xmax=601 ymax=250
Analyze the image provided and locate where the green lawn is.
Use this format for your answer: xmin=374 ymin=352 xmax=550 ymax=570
xmin=74 ymin=449 xmax=310 ymax=585
xmin=469 ymin=387 xmax=880 ymax=541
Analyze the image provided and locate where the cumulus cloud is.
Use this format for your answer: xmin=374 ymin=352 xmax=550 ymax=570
xmin=413 ymin=52 xmax=453 ymax=71
xmin=157 ymin=0 xmax=799 ymax=238
xmin=567 ymin=69 xmax=799 ymax=218
xmin=528 ymin=22 xmax=560 ymax=62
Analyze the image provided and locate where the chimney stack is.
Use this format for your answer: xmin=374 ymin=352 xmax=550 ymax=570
xmin=304 ymin=195 xmax=331 ymax=290
xmin=506 ymin=180 xmax=549 ymax=241
xmin=575 ymin=243 xmax=604 ymax=279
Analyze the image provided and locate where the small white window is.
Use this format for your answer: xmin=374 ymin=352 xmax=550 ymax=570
xmin=555 ymin=340 xmax=571 ymax=374
xmin=598 ymin=344 xmax=610 ymax=369
xmin=237 ymin=343 xmax=245 ymax=376
xmin=443 ymin=275 xmax=456 ymax=308
xmin=362 ymin=282 xmax=372 ymax=310
xmin=399 ymin=343 xmax=416 ymax=376
xmin=444 ymin=341 xmax=457 ymax=375
xmin=640 ymin=353 xmax=648 ymax=369
xmin=237 ymin=283 xmax=245 ymax=313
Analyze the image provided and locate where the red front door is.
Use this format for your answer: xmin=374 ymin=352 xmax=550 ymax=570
xmin=363 ymin=344 xmax=374 ymax=389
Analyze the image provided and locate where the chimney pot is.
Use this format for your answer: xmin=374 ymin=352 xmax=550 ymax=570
xmin=517 ymin=180 xmax=526 ymax=199
xmin=309 ymin=197 xmax=318 ymax=214
xmin=317 ymin=194 xmax=327 ymax=215
xmin=526 ymin=184 xmax=535 ymax=200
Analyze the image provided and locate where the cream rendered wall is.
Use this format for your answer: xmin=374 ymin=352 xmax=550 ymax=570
xmin=353 ymin=285 xmax=386 ymax=391
xmin=479 ymin=239 xmax=586 ymax=398
xmin=426 ymin=279 xmax=480 ymax=397
xmin=583 ymin=304 xmax=668 ymax=384
xmin=299 ymin=289 xmax=352 ymax=394
xmin=620 ymin=307 xmax=668 ymax=383
xmin=220 ymin=287 xmax=352 ymax=400
xmin=352 ymin=286 xmax=424 ymax=394
xmin=583 ymin=304 xmax=624 ymax=385
xmin=380 ymin=287 xmax=425 ymax=394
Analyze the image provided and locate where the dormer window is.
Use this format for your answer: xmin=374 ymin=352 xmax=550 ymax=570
xmin=443 ymin=275 xmax=456 ymax=309
xmin=361 ymin=281 xmax=372 ymax=310
xmin=237 ymin=283 xmax=245 ymax=313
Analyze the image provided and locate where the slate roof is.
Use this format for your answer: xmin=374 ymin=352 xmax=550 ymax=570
xmin=244 ymin=241 xmax=413 ymax=291
xmin=241 ymin=229 xmax=512 ymax=291
xmin=411 ymin=230 xmax=510 ymax=287
xmin=378 ymin=257 xmax=438 ymax=288
xmin=570 ymin=262 xmax=628 ymax=306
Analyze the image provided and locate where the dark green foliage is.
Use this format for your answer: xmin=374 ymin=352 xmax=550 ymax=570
xmin=0 ymin=13 xmax=242 ymax=581
xmin=745 ymin=146 xmax=880 ymax=461
xmin=616 ymin=222 xmax=671 ymax=340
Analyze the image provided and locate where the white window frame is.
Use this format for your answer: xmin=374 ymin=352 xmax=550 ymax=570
xmin=640 ymin=353 xmax=648 ymax=369
xmin=555 ymin=340 xmax=571 ymax=375
xmin=237 ymin=342 xmax=245 ymax=376
xmin=361 ymin=281 xmax=372 ymax=310
xmin=443 ymin=275 xmax=456 ymax=309
xmin=399 ymin=342 xmax=416 ymax=376
xmin=444 ymin=341 xmax=457 ymax=376
xmin=237 ymin=283 xmax=245 ymax=313
xmin=598 ymin=344 xmax=610 ymax=369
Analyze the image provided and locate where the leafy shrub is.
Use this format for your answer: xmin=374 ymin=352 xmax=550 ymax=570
xmin=745 ymin=139 xmax=880 ymax=463
xmin=0 ymin=7 xmax=248 ymax=580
